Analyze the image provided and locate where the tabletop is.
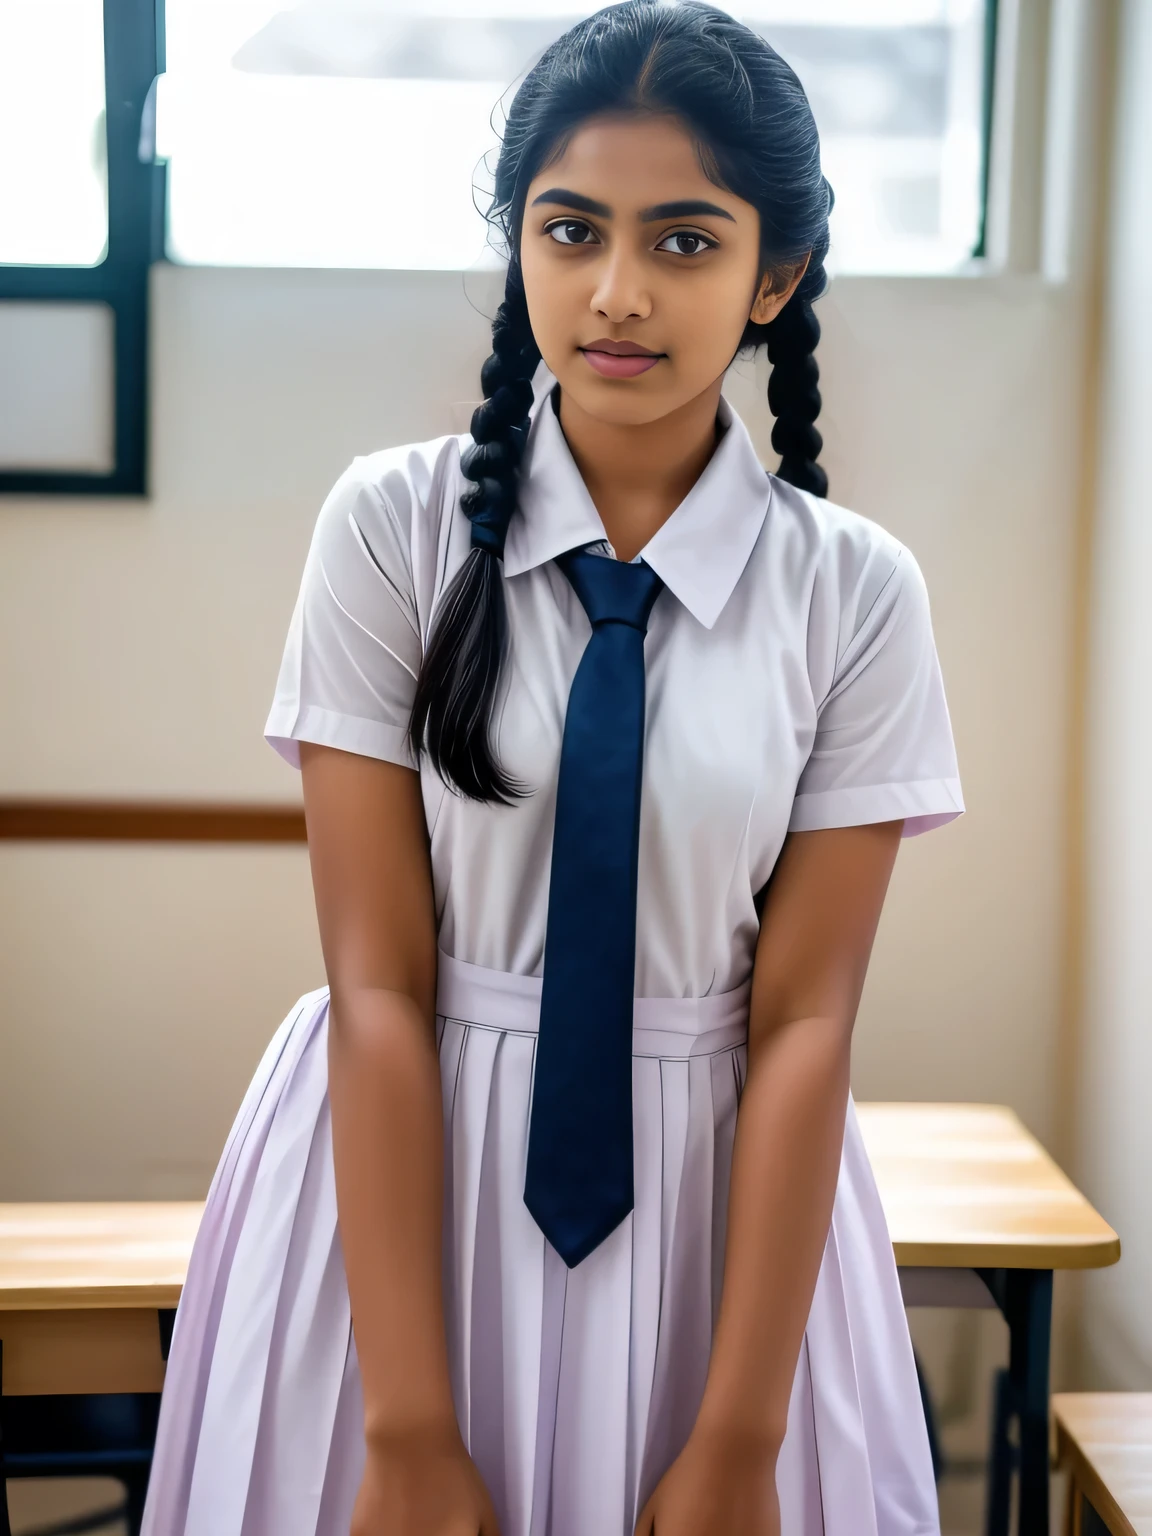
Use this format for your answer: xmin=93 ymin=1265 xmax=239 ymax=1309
xmin=0 ymin=1203 xmax=202 ymax=1394
xmin=0 ymin=1201 xmax=202 ymax=1312
xmin=855 ymin=1102 xmax=1119 ymax=1270
xmin=1054 ymin=1393 xmax=1152 ymax=1536
xmin=0 ymin=1103 xmax=1119 ymax=1316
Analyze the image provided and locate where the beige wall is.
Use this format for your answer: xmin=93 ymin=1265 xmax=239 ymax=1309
xmin=0 ymin=5 xmax=1121 ymax=1254
xmin=1077 ymin=0 xmax=1152 ymax=1391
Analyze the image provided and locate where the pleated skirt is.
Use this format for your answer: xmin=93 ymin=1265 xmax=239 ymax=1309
xmin=141 ymin=954 xmax=940 ymax=1536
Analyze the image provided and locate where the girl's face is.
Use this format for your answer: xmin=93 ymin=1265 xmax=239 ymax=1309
xmin=519 ymin=112 xmax=802 ymax=427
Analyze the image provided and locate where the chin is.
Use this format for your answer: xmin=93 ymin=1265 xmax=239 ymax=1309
xmin=556 ymin=371 xmax=686 ymax=428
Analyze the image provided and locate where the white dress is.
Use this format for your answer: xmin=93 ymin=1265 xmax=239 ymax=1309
xmin=142 ymin=383 xmax=964 ymax=1536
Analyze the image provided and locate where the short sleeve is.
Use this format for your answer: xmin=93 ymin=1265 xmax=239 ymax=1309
xmin=789 ymin=543 xmax=964 ymax=838
xmin=264 ymin=458 xmax=423 ymax=771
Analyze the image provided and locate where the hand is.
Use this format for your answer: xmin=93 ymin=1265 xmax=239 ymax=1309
xmin=633 ymin=1423 xmax=780 ymax=1536
xmin=352 ymin=1421 xmax=502 ymax=1536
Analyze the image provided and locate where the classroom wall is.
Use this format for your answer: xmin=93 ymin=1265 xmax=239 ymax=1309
xmin=0 ymin=252 xmax=1090 ymax=1201
xmin=0 ymin=5 xmax=1119 ymax=1265
xmin=1077 ymin=0 xmax=1152 ymax=1391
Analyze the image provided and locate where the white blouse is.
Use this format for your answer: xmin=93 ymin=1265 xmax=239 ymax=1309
xmin=265 ymin=387 xmax=963 ymax=999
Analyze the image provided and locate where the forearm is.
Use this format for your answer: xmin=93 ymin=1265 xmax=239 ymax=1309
xmin=327 ymin=983 xmax=455 ymax=1444
xmin=696 ymin=1010 xmax=851 ymax=1448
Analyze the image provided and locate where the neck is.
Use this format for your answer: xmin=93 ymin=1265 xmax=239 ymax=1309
xmin=556 ymin=378 xmax=725 ymax=563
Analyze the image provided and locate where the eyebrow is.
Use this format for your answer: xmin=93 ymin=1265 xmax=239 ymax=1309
xmin=529 ymin=187 xmax=736 ymax=224
xmin=530 ymin=188 xmax=612 ymax=218
xmin=640 ymin=198 xmax=735 ymax=223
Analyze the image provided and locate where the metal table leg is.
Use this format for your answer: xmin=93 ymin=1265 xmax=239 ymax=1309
xmin=914 ymin=1348 xmax=945 ymax=1482
xmin=1082 ymin=1498 xmax=1111 ymax=1536
xmin=1 ymin=1341 xmax=11 ymax=1536
xmin=985 ymin=1362 xmax=1014 ymax=1536
xmin=979 ymin=1268 xmax=1053 ymax=1536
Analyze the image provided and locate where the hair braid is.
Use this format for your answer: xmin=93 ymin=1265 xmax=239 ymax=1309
xmin=408 ymin=265 xmax=540 ymax=801
xmin=764 ymin=257 xmax=828 ymax=499
xmin=459 ymin=267 xmax=541 ymax=554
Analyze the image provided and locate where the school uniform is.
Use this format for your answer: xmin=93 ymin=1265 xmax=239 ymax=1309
xmin=141 ymin=381 xmax=963 ymax=1536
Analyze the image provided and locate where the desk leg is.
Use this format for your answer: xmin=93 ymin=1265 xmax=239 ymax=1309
xmin=985 ymin=1364 xmax=1014 ymax=1536
xmin=1010 ymin=1269 xmax=1053 ymax=1536
xmin=0 ymin=1341 xmax=11 ymax=1536
xmin=1081 ymin=1499 xmax=1110 ymax=1536
xmin=914 ymin=1348 xmax=944 ymax=1482
xmin=979 ymin=1268 xmax=1053 ymax=1536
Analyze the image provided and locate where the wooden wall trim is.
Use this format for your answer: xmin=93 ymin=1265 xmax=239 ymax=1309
xmin=0 ymin=801 xmax=307 ymax=844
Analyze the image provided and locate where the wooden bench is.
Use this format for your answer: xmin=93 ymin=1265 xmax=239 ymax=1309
xmin=1053 ymin=1393 xmax=1152 ymax=1536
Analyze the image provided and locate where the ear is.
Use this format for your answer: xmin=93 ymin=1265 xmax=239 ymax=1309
xmin=749 ymin=252 xmax=812 ymax=326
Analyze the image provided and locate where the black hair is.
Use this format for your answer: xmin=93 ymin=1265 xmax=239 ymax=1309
xmin=409 ymin=0 xmax=833 ymax=801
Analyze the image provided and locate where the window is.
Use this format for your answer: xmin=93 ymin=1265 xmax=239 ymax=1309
xmin=0 ymin=0 xmax=109 ymax=267
xmin=158 ymin=0 xmax=995 ymax=275
xmin=0 ymin=0 xmax=164 ymax=495
xmin=0 ymin=0 xmax=995 ymax=496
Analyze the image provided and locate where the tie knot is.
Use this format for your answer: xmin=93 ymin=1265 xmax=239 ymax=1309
xmin=557 ymin=548 xmax=664 ymax=632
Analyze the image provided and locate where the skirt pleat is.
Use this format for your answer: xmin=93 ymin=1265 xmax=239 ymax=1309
xmin=240 ymin=1093 xmax=351 ymax=1534
xmin=143 ymin=989 xmax=331 ymax=1536
xmin=313 ymin=1334 xmax=366 ymax=1535
xmin=707 ymin=1049 xmax=742 ymax=1330
xmin=442 ymin=1018 xmax=502 ymax=1441
xmin=142 ymin=969 xmax=939 ymax=1536
xmin=183 ymin=993 xmax=345 ymax=1534
xmin=637 ymin=1054 xmax=717 ymax=1511
xmin=841 ymin=1105 xmax=941 ymax=1535
xmin=625 ymin=1055 xmax=666 ymax=1522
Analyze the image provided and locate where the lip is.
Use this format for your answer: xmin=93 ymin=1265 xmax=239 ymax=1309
xmin=580 ymin=338 xmax=664 ymax=379
xmin=583 ymin=337 xmax=662 ymax=356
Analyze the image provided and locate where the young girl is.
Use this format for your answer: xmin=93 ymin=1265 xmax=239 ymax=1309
xmin=142 ymin=4 xmax=963 ymax=1533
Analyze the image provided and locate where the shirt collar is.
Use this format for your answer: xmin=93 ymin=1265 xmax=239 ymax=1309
xmin=502 ymin=384 xmax=772 ymax=630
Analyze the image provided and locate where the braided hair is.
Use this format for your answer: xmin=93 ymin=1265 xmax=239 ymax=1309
xmin=411 ymin=0 xmax=833 ymax=800
xmin=752 ymin=259 xmax=830 ymax=498
xmin=408 ymin=264 xmax=539 ymax=801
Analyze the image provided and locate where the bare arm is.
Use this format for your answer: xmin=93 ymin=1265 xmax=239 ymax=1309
xmin=300 ymin=742 xmax=499 ymax=1533
xmin=697 ymin=819 xmax=903 ymax=1443
xmin=636 ymin=820 xmax=902 ymax=1533
xmin=301 ymin=741 xmax=448 ymax=1435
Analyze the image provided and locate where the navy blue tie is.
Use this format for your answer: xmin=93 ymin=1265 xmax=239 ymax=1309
xmin=523 ymin=547 xmax=664 ymax=1268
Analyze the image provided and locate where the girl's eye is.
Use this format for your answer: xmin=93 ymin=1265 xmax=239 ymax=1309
xmin=656 ymin=231 xmax=715 ymax=256
xmin=547 ymin=220 xmax=598 ymax=246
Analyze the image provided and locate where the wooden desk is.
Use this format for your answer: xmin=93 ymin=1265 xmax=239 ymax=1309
xmin=857 ymin=1102 xmax=1120 ymax=1270
xmin=0 ymin=1110 xmax=1121 ymax=1536
xmin=858 ymin=1104 xmax=1121 ymax=1536
xmin=1053 ymin=1394 xmax=1152 ymax=1536
xmin=0 ymin=1203 xmax=200 ymax=1396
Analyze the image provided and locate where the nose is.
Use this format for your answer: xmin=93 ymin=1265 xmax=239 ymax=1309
xmin=589 ymin=243 xmax=653 ymax=324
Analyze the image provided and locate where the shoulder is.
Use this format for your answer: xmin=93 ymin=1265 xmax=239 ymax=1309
xmin=305 ymin=433 xmax=471 ymax=614
xmin=759 ymin=475 xmax=936 ymax=706
xmin=320 ymin=432 xmax=469 ymax=543
xmin=763 ymin=473 xmax=929 ymax=637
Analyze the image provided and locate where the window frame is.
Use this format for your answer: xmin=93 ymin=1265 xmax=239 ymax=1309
xmin=0 ymin=0 xmax=165 ymax=497
xmin=974 ymin=0 xmax=1001 ymax=260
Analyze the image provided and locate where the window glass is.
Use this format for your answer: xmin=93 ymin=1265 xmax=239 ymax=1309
xmin=0 ymin=302 xmax=115 ymax=471
xmin=159 ymin=0 xmax=989 ymax=274
xmin=0 ymin=0 xmax=108 ymax=267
